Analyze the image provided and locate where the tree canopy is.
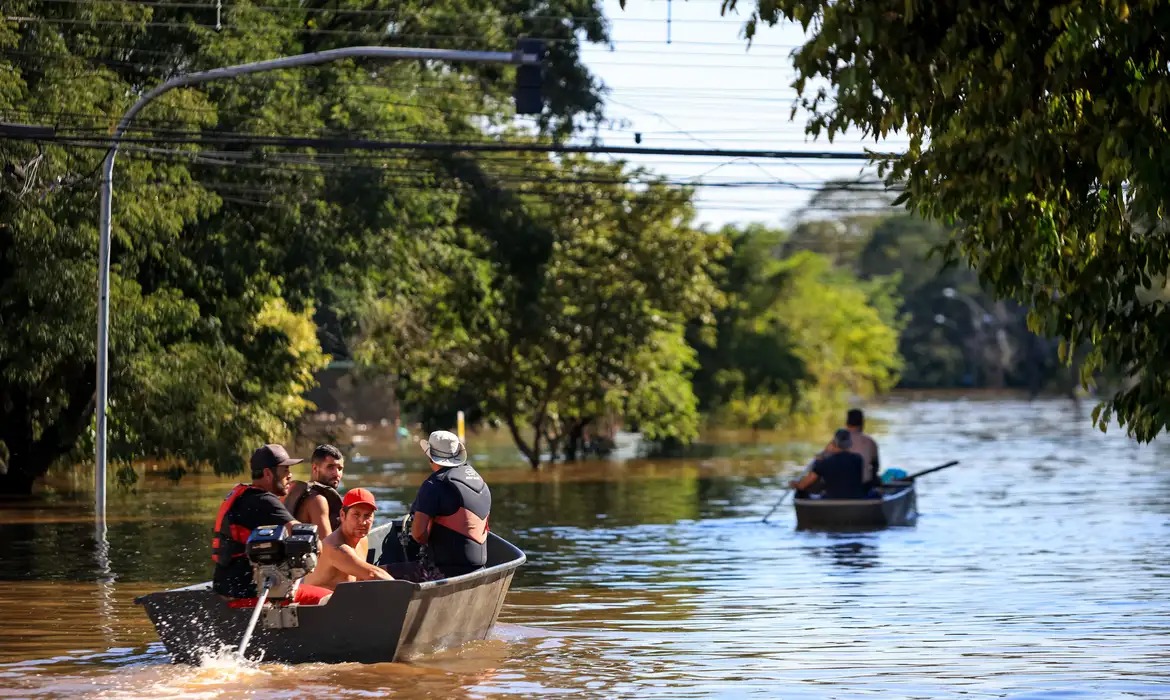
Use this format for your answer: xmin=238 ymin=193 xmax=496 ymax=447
xmin=724 ymin=0 xmax=1170 ymax=440
xmin=0 ymin=0 xmax=611 ymax=492
xmin=354 ymin=155 xmax=726 ymax=468
xmin=690 ymin=223 xmax=902 ymax=433
xmin=3 ymin=0 xmax=997 ymax=493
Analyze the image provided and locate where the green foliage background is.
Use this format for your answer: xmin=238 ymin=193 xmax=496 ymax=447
xmin=5 ymin=0 xmax=1098 ymax=492
xmin=725 ymin=0 xmax=1170 ymax=440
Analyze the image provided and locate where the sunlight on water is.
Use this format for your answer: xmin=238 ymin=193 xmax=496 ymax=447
xmin=2 ymin=397 xmax=1170 ymax=698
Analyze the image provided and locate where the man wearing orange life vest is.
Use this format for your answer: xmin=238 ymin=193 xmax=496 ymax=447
xmin=409 ymin=431 xmax=492 ymax=577
xmin=211 ymin=444 xmax=333 ymax=605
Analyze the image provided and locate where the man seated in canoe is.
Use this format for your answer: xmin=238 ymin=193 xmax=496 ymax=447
xmin=284 ymin=444 xmax=346 ymax=539
xmin=211 ymin=444 xmax=335 ymax=605
xmin=791 ymin=429 xmax=873 ymax=499
xmin=844 ymin=408 xmax=881 ymax=487
xmin=302 ymin=487 xmax=396 ymax=591
xmin=819 ymin=408 xmax=881 ymax=488
xmin=408 ymin=430 xmax=492 ymax=578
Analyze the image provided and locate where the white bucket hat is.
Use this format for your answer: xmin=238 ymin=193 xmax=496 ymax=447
xmin=419 ymin=430 xmax=468 ymax=468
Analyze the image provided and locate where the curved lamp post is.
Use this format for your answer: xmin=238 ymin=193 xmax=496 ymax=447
xmin=95 ymin=45 xmax=543 ymax=528
xmin=941 ymin=287 xmax=995 ymax=329
xmin=940 ymin=287 xmax=1010 ymax=387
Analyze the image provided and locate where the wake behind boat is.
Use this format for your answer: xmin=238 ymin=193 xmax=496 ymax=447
xmin=135 ymin=522 xmax=525 ymax=664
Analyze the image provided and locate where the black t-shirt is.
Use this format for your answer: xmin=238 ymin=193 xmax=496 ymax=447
xmin=411 ymin=466 xmax=491 ymax=571
xmin=812 ymin=452 xmax=870 ymax=499
xmin=212 ymin=489 xmax=295 ymax=597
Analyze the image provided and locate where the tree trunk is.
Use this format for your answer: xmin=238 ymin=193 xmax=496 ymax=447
xmin=530 ymin=429 xmax=544 ymax=470
xmin=565 ymin=422 xmax=583 ymax=461
xmin=503 ymin=416 xmax=543 ymax=469
xmin=0 ymin=367 xmax=95 ymax=496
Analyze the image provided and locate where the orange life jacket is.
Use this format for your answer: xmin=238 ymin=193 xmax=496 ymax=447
xmin=211 ymin=484 xmax=263 ymax=566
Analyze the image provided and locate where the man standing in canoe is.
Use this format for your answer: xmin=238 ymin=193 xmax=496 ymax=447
xmin=284 ymin=444 xmax=346 ymax=539
xmin=792 ymin=429 xmax=870 ymax=499
xmin=409 ymin=430 xmax=492 ymax=577
xmin=302 ymin=487 xmax=395 ymax=590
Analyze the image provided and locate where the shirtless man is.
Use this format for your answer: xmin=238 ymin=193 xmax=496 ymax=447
xmin=301 ymin=487 xmax=395 ymax=591
xmin=284 ymin=444 xmax=345 ymax=539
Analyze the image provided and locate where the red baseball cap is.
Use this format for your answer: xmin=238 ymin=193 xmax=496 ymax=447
xmin=342 ymin=487 xmax=377 ymax=511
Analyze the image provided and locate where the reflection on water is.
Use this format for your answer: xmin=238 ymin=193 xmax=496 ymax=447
xmin=802 ymin=539 xmax=881 ymax=572
xmin=3 ymin=397 xmax=1170 ymax=698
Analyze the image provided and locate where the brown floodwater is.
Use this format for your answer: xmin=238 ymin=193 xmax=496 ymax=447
xmin=2 ymin=396 xmax=1170 ymax=698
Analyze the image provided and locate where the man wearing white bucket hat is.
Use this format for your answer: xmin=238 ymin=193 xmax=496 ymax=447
xmin=407 ymin=430 xmax=492 ymax=576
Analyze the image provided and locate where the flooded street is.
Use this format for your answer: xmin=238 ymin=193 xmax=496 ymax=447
xmin=2 ymin=396 xmax=1170 ymax=698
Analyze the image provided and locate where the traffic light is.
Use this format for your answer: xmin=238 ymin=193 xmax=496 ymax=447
xmin=514 ymin=38 xmax=546 ymax=115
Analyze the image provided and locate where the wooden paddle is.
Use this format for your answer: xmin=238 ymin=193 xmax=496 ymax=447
xmin=761 ymin=459 xmax=816 ymax=523
xmin=902 ymin=460 xmax=960 ymax=481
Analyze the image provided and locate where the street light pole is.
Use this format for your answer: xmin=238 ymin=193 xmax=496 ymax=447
xmin=941 ymin=287 xmax=994 ymax=330
xmin=95 ymin=45 xmax=542 ymax=527
xmin=941 ymin=287 xmax=1005 ymax=387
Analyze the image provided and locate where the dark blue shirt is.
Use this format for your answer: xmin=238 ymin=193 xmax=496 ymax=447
xmin=411 ymin=465 xmax=491 ymax=572
xmin=812 ymin=452 xmax=869 ymax=499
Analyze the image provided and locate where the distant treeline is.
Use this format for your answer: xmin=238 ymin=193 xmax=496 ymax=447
xmin=767 ymin=208 xmax=1093 ymax=396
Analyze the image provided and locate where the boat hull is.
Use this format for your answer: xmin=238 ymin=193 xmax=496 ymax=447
xmin=793 ymin=482 xmax=917 ymax=530
xmin=136 ymin=526 xmax=525 ymax=664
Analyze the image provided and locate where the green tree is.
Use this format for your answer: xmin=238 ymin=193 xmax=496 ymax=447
xmin=761 ymin=252 xmax=902 ymax=423
xmin=356 ymin=155 xmax=725 ymax=467
xmin=693 ymin=224 xmax=902 ymax=431
xmin=856 ymin=215 xmax=985 ymax=388
xmin=690 ymin=225 xmax=807 ymax=426
xmin=0 ymin=0 xmax=609 ymax=494
xmin=721 ymin=0 xmax=1170 ymax=439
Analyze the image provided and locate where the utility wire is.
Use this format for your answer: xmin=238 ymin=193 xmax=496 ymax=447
xmin=10 ymin=129 xmax=891 ymax=160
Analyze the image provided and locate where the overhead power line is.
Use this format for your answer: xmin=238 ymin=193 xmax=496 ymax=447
xmin=16 ymin=129 xmax=891 ymax=161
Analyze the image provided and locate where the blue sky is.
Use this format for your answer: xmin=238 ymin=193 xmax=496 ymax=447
xmin=577 ymin=0 xmax=912 ymax=230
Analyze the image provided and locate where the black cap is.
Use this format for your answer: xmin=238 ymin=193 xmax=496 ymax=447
xmin=833 ymin=429 xmax=853 ymax=450
xmin=846 ymin=408 xmax=864 ymax=428
xmin=250 ymin=444 xmax=304 ymax=473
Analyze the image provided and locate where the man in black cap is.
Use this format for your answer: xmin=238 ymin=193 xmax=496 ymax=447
xmin=791 ymin=429 xmax=871 ymax=499
xmin=210 ymin=444 xmax=332 ymax=604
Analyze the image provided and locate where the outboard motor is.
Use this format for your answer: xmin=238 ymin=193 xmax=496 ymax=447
xmin=245 ymin=523 xmax=320 ymax=599
xmin=237 ymin=523 xmax=319 ymax=658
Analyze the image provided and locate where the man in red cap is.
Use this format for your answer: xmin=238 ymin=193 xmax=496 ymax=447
xmin=302 ymin=487 xmax=395 ymax=591
xmin=211 ymin=444 xmax=333 ymax=605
